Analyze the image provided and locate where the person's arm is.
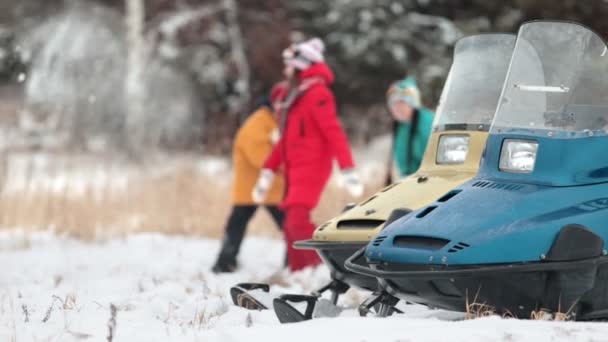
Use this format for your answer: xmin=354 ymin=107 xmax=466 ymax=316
xmin=393 ymin=123 xmax=409 ymax=177
xmin=309 ymin=87 xmax=355 ymax=170
xmin=418 ymin=109 xmax=435 ymax=149
xmin=238 ymin=109 xmax=276 ymax=169
xmin=263 ymin=138 xmax=284 ymax=172
xmin=308 ymin=87 xmax=363 ymax=197
xmin=384 ymin=120 xmax=399 ymax=186
xmin=252 ymin=115 xmax=284 ymax=204
xmin=410 ymin=109 xmax=435 ymax=172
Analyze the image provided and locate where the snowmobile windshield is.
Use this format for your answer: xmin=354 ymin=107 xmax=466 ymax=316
xmin=433 ymin=34 xmax=516 ymax=132
xmin=492 ymin=21 xmax=608 ymax=138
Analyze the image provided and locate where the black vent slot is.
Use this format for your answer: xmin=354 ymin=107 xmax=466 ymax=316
xmin=381 ymin=182 xmax=400 ymax=192
xmin=359 ymin=195 xmax=377 ymax=206
xmin=448 ymin=242 xmax=471 ymax=253
xmin=372 ymin=235 xmax=387 ymax=246
xmin=472 ymin=181 xmax=524 ymax=191
xmin=337 ymin=219 xmax=385 ymax=230
xmin=416 ymin=206 xmax=437 ymax=218
xmin=437 ymin=190 xmax=462 ymax=202
xmin=472 ymin=181 xmax=490 ymax=188
xmin=317 ymin=221 xmax=331 ymax=231
xmin=393 ymin=236 xmax=450 ymax=250
xmin=506 ymin=184 xmax=524 ymax=191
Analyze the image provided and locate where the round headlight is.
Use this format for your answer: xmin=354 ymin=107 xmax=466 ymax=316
xmin=436 ymin=135 xmax=470 ymax=165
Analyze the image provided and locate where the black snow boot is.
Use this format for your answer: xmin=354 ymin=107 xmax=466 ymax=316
xmin=212 ymin=258 xmax=237 ymax=273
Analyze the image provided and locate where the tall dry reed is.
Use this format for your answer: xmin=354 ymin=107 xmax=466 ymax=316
xmin=0 ymin=152 xmax=379 ymax=240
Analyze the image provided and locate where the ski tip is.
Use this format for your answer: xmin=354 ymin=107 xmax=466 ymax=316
xmin=230 ymin=286 xmax=269 ymax=311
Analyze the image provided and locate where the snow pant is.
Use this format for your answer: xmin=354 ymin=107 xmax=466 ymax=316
xmin=215 ymin=205 xmax=284 ymax=266
xmin=284 ymin=205 xmax=322 ymax=271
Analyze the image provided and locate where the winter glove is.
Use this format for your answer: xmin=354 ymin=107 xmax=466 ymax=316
xmin=339 ymin=169 xmax=364 ymax=198
xmin=270 ymin=128 xmax=280 ymax=144
xmin=252 ymin=168 xmax=275 ymax=204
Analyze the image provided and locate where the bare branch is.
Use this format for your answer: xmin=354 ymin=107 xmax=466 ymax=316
xmin=157 ymin=4 xmax=224 ymax=39
xmin=107 ymin=304 xmax=117 ymax=342
xmin=223 ymin=0 xmax=251 ymax=116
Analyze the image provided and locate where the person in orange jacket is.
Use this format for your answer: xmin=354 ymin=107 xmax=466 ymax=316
xmin=212 ymin=96 xmax=285 ymax=273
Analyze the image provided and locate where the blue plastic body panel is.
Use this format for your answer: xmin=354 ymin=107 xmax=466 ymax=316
xmin=479 ymin=131 xmax=608 ymax=186
xmin=366 ymin=131 xmax=608 ymax=266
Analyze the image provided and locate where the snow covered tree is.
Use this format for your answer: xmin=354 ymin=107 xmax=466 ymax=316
xmin=19 ymin=2 xmax=202 ymax=154
xmin=4 ymin=0 xmax=608 ymax=151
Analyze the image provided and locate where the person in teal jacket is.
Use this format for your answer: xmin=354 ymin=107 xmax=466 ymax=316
xmin=386 ymin=77 xmax=434 ymax=180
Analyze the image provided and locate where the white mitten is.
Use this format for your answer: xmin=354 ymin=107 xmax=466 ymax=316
xmin=339 ymin=169 xmax=364 ymax=198
xmin=270 ymin=128 xmax=280 ymax=144
xmin=252 ymin=169 xmax=275 ymax=203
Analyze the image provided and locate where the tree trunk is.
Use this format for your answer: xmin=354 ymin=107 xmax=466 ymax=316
xmin=125 ymin=0 xmax=146 ymax=155
xmin=223 ymin=0 xmax=251 ymax=121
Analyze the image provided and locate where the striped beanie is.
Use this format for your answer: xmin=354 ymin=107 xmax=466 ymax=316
xmin=386 ymin=77 xmax=421 ymax=109
xmin=283 ymin=38 xmax=325 ymax=71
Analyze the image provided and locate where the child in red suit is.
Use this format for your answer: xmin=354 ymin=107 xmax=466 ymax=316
xmin=252 ymin=38 xmax=363 ymax=271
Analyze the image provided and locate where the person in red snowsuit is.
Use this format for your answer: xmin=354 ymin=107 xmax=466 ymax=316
xmin=252 ymin=38 xmax=363 ymax=271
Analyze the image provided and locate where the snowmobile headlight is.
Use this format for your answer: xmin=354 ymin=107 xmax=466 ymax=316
xmin=436 ymin=135 xmax=470 ymax=165
xmin=499 ymin=139 xmax=538 ymax=173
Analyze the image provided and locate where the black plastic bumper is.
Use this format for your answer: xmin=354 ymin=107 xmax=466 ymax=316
xmin=294 ymin=240 xmax=377 ymax=291
xmin=294 ymin=239 xmax=368 ymax=251
xmin=345 ymin=249 xmax=608 ymax=319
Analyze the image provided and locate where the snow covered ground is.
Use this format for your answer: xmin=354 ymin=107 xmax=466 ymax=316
xmin=2 ymin=231 xmax=608 ymax=342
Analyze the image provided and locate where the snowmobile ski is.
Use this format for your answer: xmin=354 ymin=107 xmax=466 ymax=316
xmin=358 ymin=291 xmax=402 ymax=317
xmin=272 ymin=280 xmax=349 ymax=324
xmin=230 ymin=283 xmax=271 ymax=310
xmin=273 ymin=294 xmax=318 ymax=323
xmin=230 ymin=279 xmax=350 ymax=322
xmin=273 ymin=294 xmax=344 ymax=323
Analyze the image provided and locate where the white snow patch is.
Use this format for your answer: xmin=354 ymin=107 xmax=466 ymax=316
xmin=1 ymin=231 xmax=608 ymax=341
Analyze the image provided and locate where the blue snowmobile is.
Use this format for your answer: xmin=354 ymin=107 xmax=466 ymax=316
xmin=346 ymin=21 xmax=608 ymax=320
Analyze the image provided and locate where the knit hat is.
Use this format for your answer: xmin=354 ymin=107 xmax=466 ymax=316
xmin=386 ymin=77 xmax=421 ymax=109
xmin=283 ymin=38 xmax=325 ymax=70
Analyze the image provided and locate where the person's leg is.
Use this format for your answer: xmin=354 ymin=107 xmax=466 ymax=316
xmin=265 ymin=205 xmax=287 ymax=266
xmin=265 ymin=205 xmax=285 ymax=231
xmin=283 ymin=205 xmax=321 ymax=271
xmin=212 ymin=205 xmax=257 ymax=272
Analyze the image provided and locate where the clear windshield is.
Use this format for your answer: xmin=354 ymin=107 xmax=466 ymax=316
xmin=433 ymin=34 xmax=516 ymax=132
xmin=492 ymin=22 xmax=608 ymax=138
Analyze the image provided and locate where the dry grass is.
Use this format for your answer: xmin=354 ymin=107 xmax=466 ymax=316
xmin=0 ymin=152 xmax=378 ymax=240
xmin=465 ymin=302 xmax=497 ymax=319
xmin=465 ymin=288 xmax=496 ymax=319
xmin=530 ymin=297 xmax=577 ymax=321
xmin=464 ymin=288 xmax=578 ymax=321
xmin=0 ymin=157 xmax=230 ymax=239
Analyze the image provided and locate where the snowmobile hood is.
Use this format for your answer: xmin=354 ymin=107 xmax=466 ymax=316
xmin=366 ymin=180 xmax=608 ymax=266
xmin=313 ymin=130 xmax=486 ymax=243
xmin=299 ymin=63 xmax=334 ymax=85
